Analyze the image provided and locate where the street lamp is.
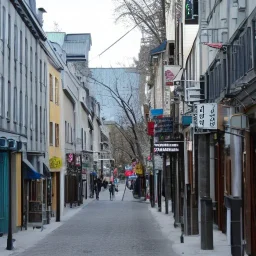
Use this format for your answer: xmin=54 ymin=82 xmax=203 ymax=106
xmin=0 ymin=137 xmax=22 ymax=250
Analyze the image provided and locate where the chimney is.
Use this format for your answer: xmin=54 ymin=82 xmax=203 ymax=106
xmin=37 ymin=8 xmax=47 ymax=27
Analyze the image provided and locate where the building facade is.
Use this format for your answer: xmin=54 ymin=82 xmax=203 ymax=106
xmin=0 ymin=0 xmax=51 ymax=233
xmin=146 ymin=0 xmax=256 ymax=255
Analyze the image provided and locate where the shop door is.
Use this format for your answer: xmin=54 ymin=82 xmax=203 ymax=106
xmin=0 ymin=152 xmax=9 ymax=234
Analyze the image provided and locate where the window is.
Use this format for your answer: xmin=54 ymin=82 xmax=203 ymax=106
xmin=25 ymin=38 xmax=28 ymax=69
xmin=55 ymin=78 xmax=59 ymax=104
xmin=43 ymin=62 xmax=47 ymax=87
xmin=65 ymin=121 xmax=67 ymax=142
xmin=43 ymin=108 xmax=46 ymax=136
xmin=30 ymin=47 xmax=33 ymax=72
xmin=49 ymin=122 xmax=53 ymax=145
xmin=49 ymin=74 xmax=53 ymax=101
xmin=39 ymin=106 xmax=42 ymax=142
xmin=39 ymin=60 xmax=42 ymax=91
xmin=35 ymin=53 xmax=38 ymax=98
xmin=30 ymin=99 xmax=33 ymax=130
xmin=1 ymin=7 xmax=6 ymax=43
xmin=67 ymin=123 xmax=70 ymax=142
xmin=35 ymin=105 xmax=38 ymax=141
xmin=14 ymin=25 xmax=18 ymax=60
xmin=20 ymin=30 xmax=23 ymax=63
xmin=7 ymin=81 xmax=11 ymax=118
xmin=14 ymin=87 xmax=17 ymax=122
xmin=70 ymin=126 xmax=73 ymax=143
xmin=7 ymin=14 xmax=11 ymax=47
xmin=25 ymin=95 xmax=28 ymax=129
xmin=81 ymin=128 xmax=84 ymax=149
xmin=84 ymin=131 xmax=86 ymax=150
xmin=19 ymin=91 xmax=23 ymax=126
xmin=0 ymin=76 xmax=4 ymax=116
xmin=55 ymin=123 xmax=59 ymax=147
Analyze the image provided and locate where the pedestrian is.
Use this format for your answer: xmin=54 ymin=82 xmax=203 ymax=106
xmin=94 ymin=177 xmax=102 ymax=200
xmin=109 ymin=181 xmax=115 ymax=201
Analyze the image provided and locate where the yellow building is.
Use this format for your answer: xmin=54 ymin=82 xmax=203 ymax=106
xmin=48 ymin=53 xmax=63 ymax=219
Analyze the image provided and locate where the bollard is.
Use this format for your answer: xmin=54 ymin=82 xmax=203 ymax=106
xmin=201 ymin=197 xmax=213 ymax=250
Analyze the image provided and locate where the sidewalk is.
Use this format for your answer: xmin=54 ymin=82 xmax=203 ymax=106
xmin=0 ymin=197 xmax=94 ymax=256
xmin=149 ymin=200 xmax=232 ymax=256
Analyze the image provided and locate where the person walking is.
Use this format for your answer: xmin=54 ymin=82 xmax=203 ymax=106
xmin=109 ymin=181 xmax=115 ymax=201
xmin=94 ymin=177 xmax=102 ymax=200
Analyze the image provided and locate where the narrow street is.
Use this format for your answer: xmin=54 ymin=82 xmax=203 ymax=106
xmin=13 ymin=185 xmax=177 ymax=256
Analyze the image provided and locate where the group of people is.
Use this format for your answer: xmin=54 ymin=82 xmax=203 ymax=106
xmin=93 ymin=177 xmax=117 ymax=201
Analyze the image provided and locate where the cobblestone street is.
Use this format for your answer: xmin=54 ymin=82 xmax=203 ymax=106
xmin=11 ymin=187 xmax=177 ymax=256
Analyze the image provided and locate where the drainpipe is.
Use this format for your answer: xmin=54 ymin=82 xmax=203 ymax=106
xmin=224 ymin=126 xmax=243 ymax=256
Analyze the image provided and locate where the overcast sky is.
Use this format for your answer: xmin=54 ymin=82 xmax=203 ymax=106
xmin=36 ymin=0 xmax=142 ymax=68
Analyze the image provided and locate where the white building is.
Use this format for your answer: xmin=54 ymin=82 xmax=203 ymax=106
xmin=0 ymin=0 xmax=50 ymax=233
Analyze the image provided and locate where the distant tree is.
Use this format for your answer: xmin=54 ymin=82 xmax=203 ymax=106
xmin=113 ymin=0 xmax=170 ymax=43
xmin=88 ymin=73 xmax=150 ymax=175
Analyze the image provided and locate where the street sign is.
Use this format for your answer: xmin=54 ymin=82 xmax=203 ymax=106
xmin=197 ymin=103 xmax=217 ymax=129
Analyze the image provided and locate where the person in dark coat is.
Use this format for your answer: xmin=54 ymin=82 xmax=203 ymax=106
xmin=109 ymin=181 xmax=115 ymax=201
xmin=94 ymin=177 xmax=102 ymax=200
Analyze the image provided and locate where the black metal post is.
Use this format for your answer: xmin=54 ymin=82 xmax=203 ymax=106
xmin=56 ymin=172 xmax=60 ymax=222
xmin=6 ymin=150 xmax=13 ymax=250
xmin=150 ymin=136 xmax=155 ymax=207
xmin=163 ymin=153 xmax=168 ymax=214
xmin=158 ymin=170 xmax=162 ymax=212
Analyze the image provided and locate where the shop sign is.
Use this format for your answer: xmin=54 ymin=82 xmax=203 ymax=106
xmin=75 ymin=155 xmax=81 ymax=166
xmin=49 ymin=156 xmax=62 ymax=169
xmin=150 ymin=108 xmax=163 ymax=117
xmin=197 ymin=103 xmax=217 ymax=129
xmin=164 ymin=65 xmax=181 ymax=86
xmin=154 ymin=142 xmax=180 ymax=153
xmin=147 ymin=121 xmax=155 ymax=136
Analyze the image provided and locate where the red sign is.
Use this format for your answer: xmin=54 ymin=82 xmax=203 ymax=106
xmin=147 ymin=121 xmax=155 ymax=136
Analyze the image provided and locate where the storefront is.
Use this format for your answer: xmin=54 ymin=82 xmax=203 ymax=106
xmin=21 ymin=159 xmax=51 ymax=230
xmin=65 ymin=153 xmax=82 ymax=207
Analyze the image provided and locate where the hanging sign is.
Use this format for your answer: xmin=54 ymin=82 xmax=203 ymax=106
xmin=154 ymin=142 xmax=180 ymax=153
xmin=197 ymin=103 xmax=217 ymax=129
xmin=164 ymin=66 xmax=181 ymax=86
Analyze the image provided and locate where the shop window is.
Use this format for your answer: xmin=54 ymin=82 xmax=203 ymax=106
xmin=28 ymin=180 xmax=46 ymax=224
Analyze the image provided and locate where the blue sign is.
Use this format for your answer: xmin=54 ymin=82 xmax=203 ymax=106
xmin=150 ymin=109 xmax=163 ymax=117
xmin=182 ymin=116 xmax=192 ymax=126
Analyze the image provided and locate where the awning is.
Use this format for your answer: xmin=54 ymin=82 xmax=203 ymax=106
xmin=150 ymin=40 xmax=167 ymax=56
xmin=43 ymin=163 xmax=51 ymax=178
xmin=22 ymin=159 xmax=43 ymax=180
